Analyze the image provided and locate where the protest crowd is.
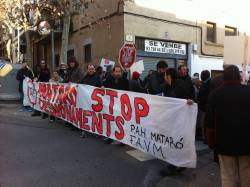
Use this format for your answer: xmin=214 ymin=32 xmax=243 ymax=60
xmin=16 ymin=56 xmax=250 ymax=187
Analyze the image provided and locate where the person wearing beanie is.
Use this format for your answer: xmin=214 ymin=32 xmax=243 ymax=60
xmin=129 ymin=71 xmax=146 ymax=93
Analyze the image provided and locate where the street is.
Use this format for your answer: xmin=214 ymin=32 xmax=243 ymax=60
xmin=0 ymin=103 xmax=220 ymax=187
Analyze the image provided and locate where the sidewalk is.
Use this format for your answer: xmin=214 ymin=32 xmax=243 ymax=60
xmin=156 ymin=151 xmax=220 ymax=187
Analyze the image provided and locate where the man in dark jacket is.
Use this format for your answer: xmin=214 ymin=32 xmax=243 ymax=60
xmin=16 ymin=61 xmax=34 ymax=111
xmin=178 ymin=65 xmax=195 ymax=100
xmin=197 ymin=70 xmax=212 ymax=139
xmin=103 ymin=65 xmax=129 ymax=91
xmin=81 ymin=64 xmax=102 ymax=87
xmin=164 ymin=68 xmax=194 ymax=100
xmin=206 ymin=65 xmax=250 ymax=187
xmin=37 ymin=60 xmax=50 ymax=82
xmin=32 ymin=60 xmax=50 ymax=118
xmin=103 ymin=65 xmax=129 ymax=144
xmin=147 ymin=60 xmax=168 ymax=95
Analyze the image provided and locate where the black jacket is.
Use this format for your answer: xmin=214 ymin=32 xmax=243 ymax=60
xmin=178 ymin=75 xmax=195 ymax=100
xmin=164 ymin=79 xmax=194 ymax=99
xmin=148 ymin=71 xmax=167 ymax=95
xmin=16 ymin=67 xmax=34 ymax=92
xmin=81 ymin=74 xmax=102 ymax=87
xmin=198 ymin=79 xmax=212 ymax=112
xmin=104 ymin=75 xmax=129 ymax=91
xmin=206 ymin=81 xmax=250 ymax=155
xmin=38 ymin=68 xmax=50 ymax=82
xmin=129 ymin=79 xmax=146 ymax=93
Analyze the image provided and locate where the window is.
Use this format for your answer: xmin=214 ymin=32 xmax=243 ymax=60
xmin=225 ymin=26 xmax=237 ymax=36
xmin=67 ymin=49 xmax=74 ymax=59
xmin=206 ymin=22 xmax=216 ymax=42
xmin=135 ymin=38 xmax=145 ymax=51
xmin=84 ymin=44 xmax=91 ymax=63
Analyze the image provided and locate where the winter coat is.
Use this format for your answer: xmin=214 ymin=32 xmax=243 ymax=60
xmin=16 ymin=67 xmax=34 ymax=92
xmin=38 ymin=67 xmax=50 ymax=82
xmin=178 ymin=75 xmax=195 ymax=100
xmin=164 ymin=79 xmax=194 ymax=99
xmin=104 ymin=75 xmax=129 ymax=91
xmin=81 ymin=74 xmax=102 ymax=87
xmin=205 ymin=81 xmax=250 ymax=155
xmin=198 ymin=78 xmax=212 ymax=112
xmin=129 ymin=79 xmax=146 ymax=93
xmin=67 ymin=68 xmax=83 ymax=83
xmin=147 ymin=71 xmax=167 ymax=95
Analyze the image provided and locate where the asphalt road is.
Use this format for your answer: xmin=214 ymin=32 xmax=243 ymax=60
xmin=1 ymin=103 xmax=167 ymax=187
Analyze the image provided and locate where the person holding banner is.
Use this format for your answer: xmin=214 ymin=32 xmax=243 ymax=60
xmin=147 ymin=60 xmax=168 ymax=95
xmin=164 ymin=68 xmax=194 ymax=100
xmin=81 ymin=64 xmax=102 ymax=87
xmin=32 ymin=60 xmax=51 ymax=118
xmin=162 ymin=68 xmax=194 ymax=174
xmin=48 ymin=69 xmax=64 ymax=123
xmin=206 ymin=65 xmax=250 ymax=187
xmin=80 ymin=64 xmax=102 ymax=138
xmin=103 ymin=65 xmax=129 ymax=91
xmin=177 ymin=65 xmax=195 ymax=100
xmin=66 ymin=56 xmax=83 ymax=84
xmin=16 ymin=61 xmax=34 ymax=112
xmin=103 ymin=65 xmax=129 ymax=144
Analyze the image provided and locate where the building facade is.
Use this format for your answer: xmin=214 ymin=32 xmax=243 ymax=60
xmin=8 ymin=0 xmax=241 ymax=76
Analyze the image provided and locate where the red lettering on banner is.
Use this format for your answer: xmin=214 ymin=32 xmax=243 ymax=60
xmin=46 ymin=84 xmax=52 ymax=101
xmin=52 ymin=84 xmax=59 ymax=102
xmin=103 ymin=114 xmax=114 ymax=137
xmin=91 ymin=88 xmax=105 ymax=112
xmin=39 ymin=83 xmax=46 ymax=98
xmin=120 ymin=94 xmax=132 ymax=121
xmin=106 ymin=89 xmax=118 ymax=115
xmin=134 ymin=97 xmax=150 ymax=124
xmin=115 ymin=116 xmax=125 ymax=140
xmin=62 ymin=85 xmax=70 ymax=105
xmin=71 ymin=106 xmax=77 ymax=124
xmin=91 ymin=112 xmax=103 ymax=135
xmin=76 ymin=108 xmax=83 ymax=128
xmin=56 ymin=85 xmax=65 ymax=103
xmin=82 ymin=110 xmax=92 ymax=131
xmin=67 ymin=87 xmax=77 ymax=107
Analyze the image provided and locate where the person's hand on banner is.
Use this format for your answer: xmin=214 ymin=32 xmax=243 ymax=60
xmin=187 ymin=99 xmax=194 ymax=105
xmin=34 ymin=77 xmax=38 ymax=82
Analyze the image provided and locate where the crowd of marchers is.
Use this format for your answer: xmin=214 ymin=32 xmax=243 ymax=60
xmin=16 ymin=57 xmax=250 ymax=187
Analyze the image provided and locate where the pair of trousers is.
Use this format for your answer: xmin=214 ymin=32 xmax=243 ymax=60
xmin=219 ymin=154 xmax=250 ymax=187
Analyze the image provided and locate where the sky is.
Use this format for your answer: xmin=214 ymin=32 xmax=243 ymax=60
xmin=134 ymin=0 xmax=250 ymax=34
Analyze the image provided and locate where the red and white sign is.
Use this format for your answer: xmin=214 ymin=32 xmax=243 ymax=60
xmin=24 ymin=79 xmax=198 ymax=168
xmin=119 ymin=43 xmax=136 ymax=69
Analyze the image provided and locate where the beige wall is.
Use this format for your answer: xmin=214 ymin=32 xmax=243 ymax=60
xmin=72 ymin=0 xmax=123 ymax=31
xmin=70 ymin=15 xmax=124 ymax=70
xmin=124 ymin=1 xmax=226 ymax=57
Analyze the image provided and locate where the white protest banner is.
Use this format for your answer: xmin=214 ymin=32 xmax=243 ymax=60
xmin=25 ymin=79 xmax=197 ymax=168
xmin=100 ymin=58 xmax=115 ymax=72
xmin=23 ymin=77 xmax=33 ymax=107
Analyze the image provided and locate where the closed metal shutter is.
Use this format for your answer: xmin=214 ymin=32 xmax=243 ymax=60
xmin=136 ymin=57 xmax=176 ymax=79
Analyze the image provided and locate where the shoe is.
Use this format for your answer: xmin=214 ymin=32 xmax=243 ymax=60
xmin=31 ymin=112 xmax=41 ymax=117
xmin=42 ymin=114 xmax=48 ymax=119
xmin=27 ymin=108 xmax=33 ymax=112
xmin=18 ymin=108 xmax=26 ymax=112
xmin=104 ymin=138 xmax=113 ymax=144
